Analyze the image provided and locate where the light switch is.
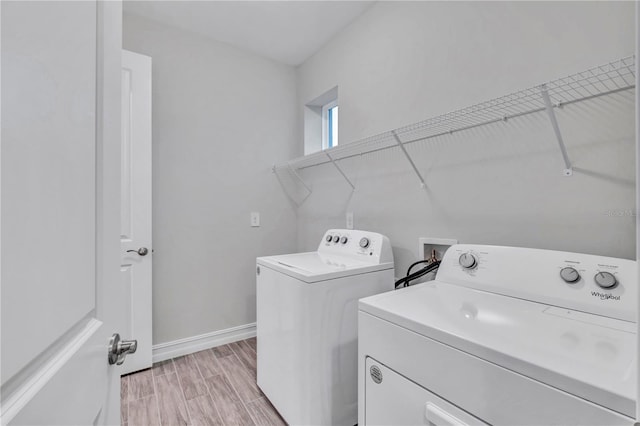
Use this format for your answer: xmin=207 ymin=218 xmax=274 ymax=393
xmin=251 ymin=212 xmax=260 ymax=227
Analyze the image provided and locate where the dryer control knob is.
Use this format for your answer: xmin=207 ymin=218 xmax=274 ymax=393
xmin=560 ymin=267 xmax=580 ymax=284
xmin=459 ymin=253 xmax=478 ymax=269
xmin=340 ymin=236 xmax=348 ymax=245
xmin=594 ymin=271 xmax=617 ymax=289
xmin=332 ymin=235 xmax=340 ymax=243
xmin=326 ymin=235 xmax=333 ymax=243
xmin=359 ymin=237 xmax=370 ymax=249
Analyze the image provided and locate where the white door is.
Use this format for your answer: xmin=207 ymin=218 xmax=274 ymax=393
xmin=120 ymin=50 xmax=153 ymax=375
xmin=1 ymin=2 xmax=125 ymax=424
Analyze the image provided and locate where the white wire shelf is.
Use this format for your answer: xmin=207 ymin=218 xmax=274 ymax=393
xmin=275 ymin=55 xmax=635 ymax=189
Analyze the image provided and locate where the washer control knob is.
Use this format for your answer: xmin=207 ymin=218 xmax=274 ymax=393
xmin=459 ymin=253 xmax=478 ymax=269
xmin=594 ymin=271 xmax=617 ymax=289
xmin=332 ymin=235 xmax=340 ymax=243
xmin=359 ymin=237 xmax=370 ymax=249
xmin=340 ymin=236 xmax=348 ymax=245
xmin=326 ymin=235 xmax=333 ymax=242
xmin=560 ymin=267 xmax=580 ymax=284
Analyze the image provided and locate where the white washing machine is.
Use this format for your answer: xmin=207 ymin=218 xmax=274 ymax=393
xmin=358 ymin=244 xmax=636 ymax=425
xmin=256 ymin=229 xmax=394 ymax=426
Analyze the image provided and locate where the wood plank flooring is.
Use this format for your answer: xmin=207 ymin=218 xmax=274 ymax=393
xmin=121 ymin=337 xmax=286 ymax=426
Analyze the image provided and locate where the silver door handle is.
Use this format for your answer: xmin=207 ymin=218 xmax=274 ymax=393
xmin=127 ymin=247 xmax=149 ymax=256
xmin=108 ymin=333 xmax=138 ymax=365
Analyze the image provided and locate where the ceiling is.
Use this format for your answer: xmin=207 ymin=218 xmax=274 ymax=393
xmin=123 ymin=1 xmax=375 ymax=66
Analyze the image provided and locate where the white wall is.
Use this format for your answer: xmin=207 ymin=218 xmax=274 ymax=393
xmin=296 ymin=1 xmax=636 ymax=276
xmin=123 ymin=14 xmax=298 ymax=345
xmin=124 ymin=2 xmax=636 ymax=344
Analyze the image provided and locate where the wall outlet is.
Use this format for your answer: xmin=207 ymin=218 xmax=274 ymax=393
xmin=250 ymin=212 xmax=260 ymax=227
xmin=346 ymin=211 xmax=354 ymax=229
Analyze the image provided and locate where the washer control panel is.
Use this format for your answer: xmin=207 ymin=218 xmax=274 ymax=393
xmin=319 ymin=229 xmax=393 ymax=265
xmin=437 ymin=244 xmax=636 ymax=322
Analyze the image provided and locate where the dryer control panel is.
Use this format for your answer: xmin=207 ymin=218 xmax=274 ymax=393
xmin=319 ymin=229 xmax=393 ymax=265
xmin=437 ymin=244 xmax=636 ymax=322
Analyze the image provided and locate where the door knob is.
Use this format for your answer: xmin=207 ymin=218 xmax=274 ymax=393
xmin=127 ymin=247 xmax=149 ymax=256
xmin=108 ymin=333 xmax=138 ymax=365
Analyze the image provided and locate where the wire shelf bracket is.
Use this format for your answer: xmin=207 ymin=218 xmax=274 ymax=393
xmin=287 ymin=163 xmax=312 ymax=194
xmin=271 ymin=164 xmax=313 ymax=204
xmin=540 ymin=84 xmax=573 ymax=177
xmin=275 ymin=55 xmax=635 ymax=189
xmin=392 ymin=130 xmax=427 ymax=188
xmin=325 ymin=151 xmax=355 ymax=190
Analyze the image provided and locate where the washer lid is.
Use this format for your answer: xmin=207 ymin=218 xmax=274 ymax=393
xmin=359 ymin=282 xmax=636 ymax=418
xmin=257 ymin=252 xmax=393 ymax=283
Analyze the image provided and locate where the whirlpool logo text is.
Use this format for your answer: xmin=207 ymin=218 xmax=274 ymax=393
xmin=591 ymin=291 xmax=620 ymax=301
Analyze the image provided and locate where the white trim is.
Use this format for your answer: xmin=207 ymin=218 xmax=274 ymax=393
xmin=151 ymin=323 xmax=256 ymax=363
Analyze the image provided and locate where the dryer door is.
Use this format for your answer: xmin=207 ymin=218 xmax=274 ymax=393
xmin=364 ymin=357 xmax=487 ymax=426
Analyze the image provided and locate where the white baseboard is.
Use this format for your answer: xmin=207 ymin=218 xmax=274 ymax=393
xmin=152 ymin=322 xmax=256 ymax=363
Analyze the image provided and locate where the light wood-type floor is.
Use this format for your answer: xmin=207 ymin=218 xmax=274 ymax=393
xmin=121 ymin=337 xmax=286 ymax=425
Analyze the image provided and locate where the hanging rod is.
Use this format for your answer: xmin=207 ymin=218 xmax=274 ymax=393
xmin=281 ymin=55 xmax=635 ymax=177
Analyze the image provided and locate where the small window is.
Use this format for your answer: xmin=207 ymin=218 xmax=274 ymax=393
xmin=304 ymin=86 xmax=338 ymax=155
xmin=322 ymin=101 xmax=338 ymax=150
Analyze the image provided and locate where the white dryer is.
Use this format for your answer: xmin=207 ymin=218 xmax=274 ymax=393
xmin=359 ymin=244 xmax=636 ymax=425
xmin=257 ymin=229 xmax=394 ymax=426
